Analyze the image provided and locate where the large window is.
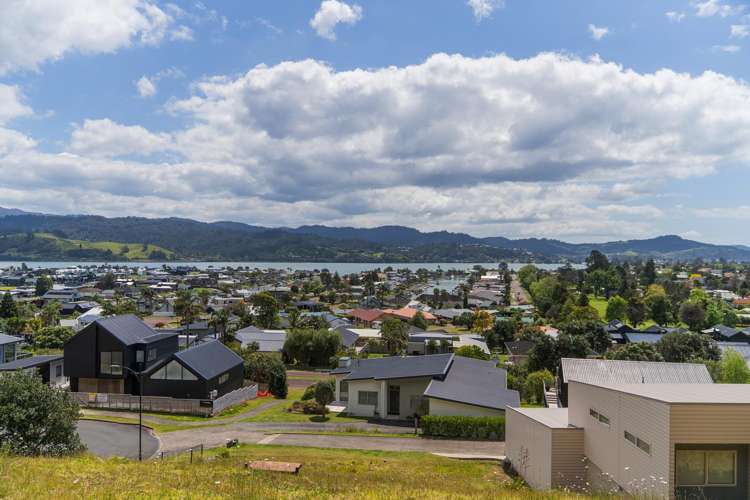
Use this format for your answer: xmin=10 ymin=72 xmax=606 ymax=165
xmin=676 ymin=450 xmax=736 ymax=487
xmin=100 ymin=351 xmax=123 ymax=375
xmin=218 ymin=372 xmax=229 ymax=385
xmin=150 ymin=361 xmax=198 ymax=381
xmin=339 ymin=380 xmax=349 ymax=402
xmin=358 ymin=391 xmax=378 ymax=406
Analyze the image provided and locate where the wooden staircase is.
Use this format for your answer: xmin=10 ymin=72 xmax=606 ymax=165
xmin=544 ymin=384 xmax=559 ymax=409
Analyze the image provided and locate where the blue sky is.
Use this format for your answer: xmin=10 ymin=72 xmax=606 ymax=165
xmin=1 ymin=0 xmax=750 ymax=244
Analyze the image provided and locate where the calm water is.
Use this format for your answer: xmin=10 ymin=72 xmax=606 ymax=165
xmin=0 ymin=261 xmax=581 ymax=273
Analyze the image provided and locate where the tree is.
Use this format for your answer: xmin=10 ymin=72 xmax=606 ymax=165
xmin=626 ymin=295 xmax=646 ymax=327
xmin=528 ymin=334 xmax=558 ymax=373
xmin=530 ymin=276 xmax=567 ymax=318
xmin=585 ymin=250 xmax=609 ymax=273
xmin=98 ymin=272 xmax=116 ymax=290
xmin=251 ymin=292 xmax=279 ymax=329
xmin=555 ymin=333 xmax=590 ymax=362
xmin=679 ymin=302 xmax=706 ymax=331
xmin=523 ymin=369 xmax=555 ymax=405
xmin=35 ymin=275 xmax=53 ymax=297
xmin=411 ymin=311 xmax=428 ymax=330
xmin=313 ymin=379 xmax=336 ymax=407
xmin=208 ymin=309 xmax=229 ymax=341
xmin=605 ymin=295 xmax=628 ymax=322
xmin=656 ymin=332 xmax=720 ymax=363
xmin=454 ymin=345 xmax=490 ymax=360
xmin=244 ymin=353 xmax=287 ymax=398
xmin=381 ymin=318 xmax=409 ymax=355
xmin=642 ymin=259 xmax=657 ymax=286
xmin=39 ymin=301 xmax=60 ymax=328
xmin=34 ymin=326 xmax=75 ymax=349
xmin=471 ymin=310 xmax=493 ymax=334
xmin=282 ymin=329 xmax=342 ymax=367
xmin=718 ymin=349 xmax=750 ymax=383
xmin=517 ymin=265 xmax=539 ymax=291
xmin=174 ymin=290 xmax=201 ymax=329
xmin=604 ymin=343 xmax=664 ymax=362
xmin=287 ymin=307 xmax=302 ymax=330
xmin=0 ymin=371 xmax=83 ymax=455
xmin=645 ymin=286 xmax=671 ymax=325
xmin=487 ymin=319 xmax=516 ymax=350
xmin=0 ymin=292 xmax=17 ymax=319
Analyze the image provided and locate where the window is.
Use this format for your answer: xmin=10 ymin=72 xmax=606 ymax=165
xmin=136 ymin=350 xmax=144 ymax=363
xmin=590 ymin=408 xmax=609 ymax=427
xmin=150 ymin=361 xmax=198 ymax=381
xmin=676 ymin=450 xmax=736 ymax=487
xmin=339 ymin=380 xmax=349 ymax=402
xmin=100 ymin=351 xmax=123 ymax=375
xmin=147 ymin=348 xmax=157 ymax=362
xmin=624 ymin=431 xmax=637 ymax=445
xmin=358 ymin=391 xmax=378 ymax=406
xmin=598 ymin=414 xmax=610 ymax=426
xmin=218 ymin=373 xmax=229 ymax=385
xmin=589 ymin=408 xmax=599 ymax=419
xmin=636 ymin=438 xmax=651 ymax=455
xmin=55 ymin=364 xmax=63 ymax=378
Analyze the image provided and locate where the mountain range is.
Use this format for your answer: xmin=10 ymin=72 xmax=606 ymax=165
xmin=0 ymin=208 xmax=747 ymax=263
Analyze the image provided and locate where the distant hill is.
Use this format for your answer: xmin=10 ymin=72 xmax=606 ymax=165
xmin=0 ymin=210 xmax=746 ymax=262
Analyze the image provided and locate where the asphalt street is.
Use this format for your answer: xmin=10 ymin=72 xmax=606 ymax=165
xmin=77 ymin=420 xmax=160 ymax=460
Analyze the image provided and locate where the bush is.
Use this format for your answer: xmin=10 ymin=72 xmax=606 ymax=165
xmin=289 ymin=400 xmax=328 ymax=415
xmin=301 ymin=385 xmax=316 ymax=401
xmin=244 ymin=353 xmax=287 ymax=398
xmin=282 ymin=329 xmax=342 ymax=367
xmin=454 ymin=345 xmax=490 ymax=360
xmin=34 ymin=326 xmax=75 ymax=349
xmin=523 ymin=369 xmax=554 ymax=404
xmin=0 ymin=371 xmax=83 ymax=456
xmin=420 ymin=415 xmax=505 ymax=440
xmin=314 ymin=379 xmax=336 ymax=407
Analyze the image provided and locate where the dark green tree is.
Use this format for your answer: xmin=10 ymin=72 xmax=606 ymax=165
xmin=251 ymin=292 xmax=280 ymax=329
xmin=35 ymin=275 xmax=53 ymax=297
xmin=0 ymin=292 xmax=17 ymax=319
xmin=381 ymin=318 xmax=409 ymax=355
xmin=656 ymin=332 xmax=720 ymax=363
xmin=604 ymin=343 xmax=664 ymax=362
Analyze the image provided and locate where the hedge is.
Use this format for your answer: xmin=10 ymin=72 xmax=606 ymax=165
xmin=420 ymin=415 xmax=505 ymax=440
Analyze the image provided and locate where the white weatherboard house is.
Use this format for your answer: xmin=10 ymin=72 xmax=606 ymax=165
xmin=331 ymin=354 xmax=519 ymax=419
xmin=507 ymin=381 xmax=750 ymax=499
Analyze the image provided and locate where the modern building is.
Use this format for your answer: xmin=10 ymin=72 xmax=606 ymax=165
xmin=235 ymin=326 xmax=287 ymax=353
xmin=331 ymin=354 xmax=519 ymax=419
xmin=0 ymin=354 xmax=67 ymax=387
xmin=0 ymin=333 xmax=22 ymax=364
xmin=507 ymin=381 xmax=750 ymax=499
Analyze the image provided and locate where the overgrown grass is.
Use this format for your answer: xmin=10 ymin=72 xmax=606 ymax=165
xmin=36 ymin=233 xmax=175 ymax=260
xmin=0 ymin=444 xmax=598 ymax=499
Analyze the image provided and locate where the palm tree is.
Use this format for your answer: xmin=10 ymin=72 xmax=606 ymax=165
xmin=175 ymin=290 xmax=202 ymax=346
xmin=209 ymin=308 xmax=230 ymax=342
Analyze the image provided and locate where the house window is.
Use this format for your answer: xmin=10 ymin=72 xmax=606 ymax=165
xmin=150 ymin=361 xmax=198 ymax=381
xmin=590 ymin=408 xmax=609 ymax=427
xmin=147 ymin=348 xmax=157 ymax=362
xmin=55 ymin=364 xmax=63 ymax=378
xmin=589 ymin=408 xmax=599 ymax=419
xmin=624 ymin=431 xmax=636 ymax=445
xmin=358 ymin=391 xmax=378 ymax=406
xmin=636 ymin=438 xmax=651 ymax=455
xmin=218 ymin=373 xmax=229 ymax=385
xmin=339 ymin=380 xmax=349 ymax=402
xmin=100 ymin=351 xmax=123 ymax=375
xmin=676 ymin=450 xmax=736 ymax=487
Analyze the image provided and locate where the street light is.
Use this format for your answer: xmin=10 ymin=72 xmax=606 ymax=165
xmin=112 ymin=364 xmax=144 ymax=461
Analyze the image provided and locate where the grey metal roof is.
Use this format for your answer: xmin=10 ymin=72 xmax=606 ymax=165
xmin=717 ymin=342 xmax=750 ymax=361
xmin=561 ymin=358 xmax=713 ymax=384
xmin=509 ymin=407 xmax=572 ymax=428
xmin=336 ymin=353 xmax=454 ymax=381
xmin=0 ymin=354 xmax=62 ymax=370
xmin=0 ymin=333 xmax=22 ymax=345
xmin=504 ymin=341 xmax=534 ymax=356
xmin=334 ymin=327 xmax=359 ymax=348
xmin=623 ymin=333 xmax=664 ymax=344
xmin=235 ymin=328 xmax=287 ymax=353
xmin=576 ymin=381 xmax=750 ymax=404
xmin=174 ymin=340 xmax=243 ymax=380
xmin=94 ymin=315 xmax=172 ymax=346
xmin=424 ymin=356 xmax=519 ymax=410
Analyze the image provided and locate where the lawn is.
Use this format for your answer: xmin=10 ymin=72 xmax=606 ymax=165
xmin=587 ymin=295 xmax=608 ymax=320
xmin=241 ymin=389 xmax=366 ymax=424
xmin=0 ymin=444 xmax=597 ymax=499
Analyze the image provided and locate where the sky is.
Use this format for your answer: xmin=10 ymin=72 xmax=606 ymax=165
xmin=1 ymin=0 xmax=750 ymax=244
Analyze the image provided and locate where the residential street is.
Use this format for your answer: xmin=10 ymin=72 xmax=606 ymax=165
xmin=77 ymin=420 xmax=160 ymax=460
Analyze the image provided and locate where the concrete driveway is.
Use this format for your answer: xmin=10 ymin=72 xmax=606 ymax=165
xmin=78 ymin=420 xmax=160 ymax=460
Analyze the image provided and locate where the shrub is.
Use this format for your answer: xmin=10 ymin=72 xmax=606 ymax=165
xmin=420 ymin=415 xmax=505 ymax=440
xmin=244 ymin=353 xmax=287 ymax=398
xmin=454 ymin=345 xmax=490 ymax=360
xmin=314 ymin=379 xmax=336 ymax=407
xmin=34 ymin=326 xmax=75 ymax=349
xmin=523 ymin=369 xmax=554 ymax=405
xmin=282 ymin=329 xmax=342 ymax=367
xmin=0 ymin=371 xmax=83 ymax=456
xmin=301 ymin=385 xmax=316 ymax=401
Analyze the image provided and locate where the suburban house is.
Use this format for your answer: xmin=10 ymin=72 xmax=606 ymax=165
xmin=331 ymin=354 xmax=519 ymax=419
xmin=0 ymin=333 xmax=22 ymax=363
xmin=556 ymin=358 xmax=714 ymax=407
xmin=0 ymin=354 xmax=67 ymax=387
xmin=64 ymin=314 xmax=243 ymax=399
xmin=702 ymin=324 xmax=750 ymax=342
xmin=235 ymin=326 xmax=287 ymax=353
xmin=349 ymin=308 xmax=384 ymax=327
xmin=407 ymin=331 xmax=490 ymax=356
xmin=717 ymin=342 xmax=750 ymax=368
xmin=381 ymin=307 xmax=436 ymax=323
xmin=506 ymin=381 xmax=750 ymax=499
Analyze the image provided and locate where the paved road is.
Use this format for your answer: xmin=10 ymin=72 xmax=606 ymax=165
xmin=78 ymin=420 xmax=160 ymax=460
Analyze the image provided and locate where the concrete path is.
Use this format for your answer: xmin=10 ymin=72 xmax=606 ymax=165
xmin=78 ymin=420 xmax=160 ymax=460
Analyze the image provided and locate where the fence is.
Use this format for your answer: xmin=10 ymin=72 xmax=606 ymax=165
xmin=72 ymin=384 xmax=258 ymax=417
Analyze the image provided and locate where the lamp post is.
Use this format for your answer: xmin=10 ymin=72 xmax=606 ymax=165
xmin=113 ymin=364 xmax=144 ymax=461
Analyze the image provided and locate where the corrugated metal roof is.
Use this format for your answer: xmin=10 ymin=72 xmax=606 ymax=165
xmin=94 ymin=315 xmax=173 ymax=346
xmin=577 ymin=382 xmax=750 ymax=404
xmin=0 ymin=354 xmax=62 ymax=370
xmin=174 ymin=340 xmax=243 ymax=380
xmin=717 ymin=342 xmax=750 ymax=361
xmin=0 ymin=333 xmax=22 ymax=345
xmin=338 ymin=353 xmax=454 ymax=381
xmin=424 ymin=356 xmax=519 ymax=410
xmin=561 ymin=358 xmax=713 ymax=384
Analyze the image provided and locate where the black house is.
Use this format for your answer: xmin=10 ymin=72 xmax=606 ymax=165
xmin=64 ymin=315 xmax=243 ymax=399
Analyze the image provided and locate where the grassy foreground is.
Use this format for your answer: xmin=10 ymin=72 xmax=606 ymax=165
xmin=0 ymin=444 xmax=596 ymax=499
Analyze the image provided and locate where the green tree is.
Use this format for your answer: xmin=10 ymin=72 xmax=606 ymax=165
xmin=626 ymin=295 xmax=647 ymax=327
xmin=471 ymin=310 xmax=493 ymax=334
xmin=585 ymin=250 xmax=610 ymax=273
xmin=0 ymin=292 xmax=17 ymax=319
xmin=381 ymin=318 xmax=409 ymax=355
xmin=34 ymin=326 xmax=75 ymax=349
xmin=679 ymin=302 xmax=706 ymax=331
xmin=313 ymin=379 xmax=336 ymax=407
xmin=282 ymin=329 xmax=342 ymax=367
xmin=605 ymin=343 xmax=664 ymax=362
xmin=523 ymin=369 xmax=555 ymax=405
xmin=39 ymin=301 xmax=60 ymax=328
xmin=605 ymin=295 xmax=628 ymax=322
xmin=528 ymin=334 xmax=558 ymax=373
xmin=517 ymin=265 xmax=539 ymax=291
xmin=243 ymin=352 xmax=287 ymax=398
xmin=251 ymin=292 xmax=279 ymax=329
xmin=656 ymin=332 xmax=720 ymax=363
xmin=642 ymin=259 xmax=657 ymax=286
xmin=454 ymin=345 xmax=490 ymax=360
xmin=208 ymin=308 xmax=230 ymax=341
xmin=35 ymin=275 xmax=53 ymax=297
xmin=98 ymin=272 xmax=116 ymax=290
xmin=718 ymin=349 xmax=750 ymax=383
xmin=411 ymin=311 xmax=428 ymax=330
xmin=555 ymin=333 xmax=590 ymax=362
xmin=174 ymin=290 xmax=201 ymax=328
xmin=0 ymin=371 xmax=83 ymax=455
xmin=530 ymin=276 xmax=567 ymax=318
xmin=645 ymin=285 xmax=671 ymax=325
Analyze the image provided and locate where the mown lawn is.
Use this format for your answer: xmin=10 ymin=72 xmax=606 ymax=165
xmin=0 ymin=445 xmax=600 ymax=499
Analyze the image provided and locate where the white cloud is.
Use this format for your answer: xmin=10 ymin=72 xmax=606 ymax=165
xmin=588 ymin=24 xmax=610 ymax=40
xmin=136 ymin=76 xmax=157 ymax=98
xmin=731 ymin=24 xmax=750 ymax=38
xmin=310 ymin=0 xmax=363 ymax=41
xmin=0 ymin=0 xmax=192 ymax=74
xmin=0 ymin=85 xmax=32 ymax=125
xmin=466 ymin=0 xmax=504 ymax=21
xmin=694 ymin=0 xmax=744 ymax=18
xmin=666 ymin=11 xmax=686 ymax=23
xmin=3 ymin=53 xmax=750 ymax=239
xmin=169 ymin=25 xmax=194 ymax=41
xmin=68 ymin=119 xmax=173 ymax=158
xmin=713 ymin=44 xmax=741 ymax=52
